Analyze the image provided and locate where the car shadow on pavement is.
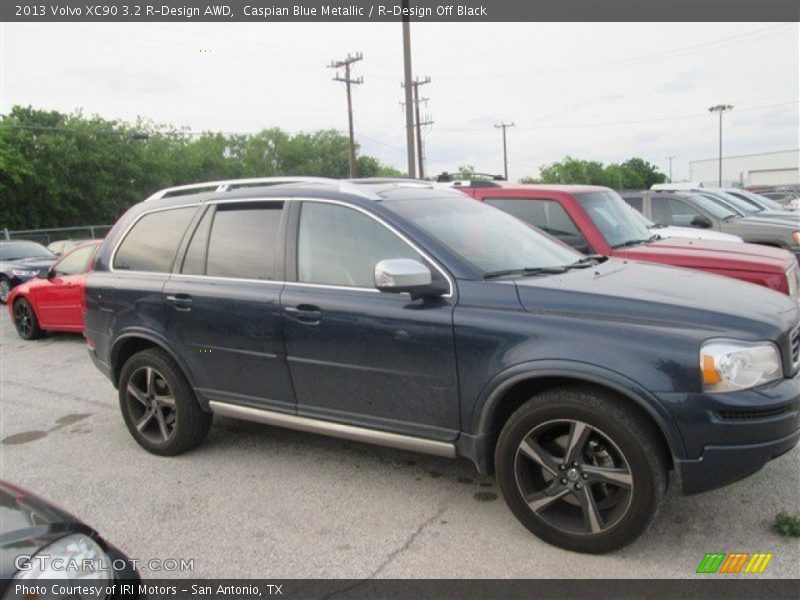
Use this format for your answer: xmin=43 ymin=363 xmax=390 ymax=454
xmin=206 ymin=414 xmax=799 ymax=571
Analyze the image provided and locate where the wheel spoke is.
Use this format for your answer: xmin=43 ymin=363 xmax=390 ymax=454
xmin=136 ymin=409 xmax=155 ymax=432
xmin=155 ymin=394 xmax=175 ymax=408
xmin=155 ymin=407 xmax=170 ymax=441
xmin=582 ymin=465 xmax=633 ymax=488
xmin=518 ymin=438 xmax=560 ymax=476
xmin=145 ymin=367 xmax=156 ymax=396
xmin=526 ymin=484 xmax=571 ymax=513
xmin=565 ymin=421 xmax=592 ymax=465
xmin=576 ymin=484 xmax=604 ymax=534
xmin=127 ymin=383 xmax=149 ymax=407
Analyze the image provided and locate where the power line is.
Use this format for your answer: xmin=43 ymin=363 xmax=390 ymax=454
xmin=432 ymin=101 xmax=798 ymax=132
xmin=329 ymin=52 xmax=364 ymax=178
xmin=440 ymin=23 xmax=794 ymax=80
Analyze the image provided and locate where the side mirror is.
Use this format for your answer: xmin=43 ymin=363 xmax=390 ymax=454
xmin=374 ymin=259 xmax=446 ymax=300
xmin=690 ymin=216 xmax=712 ymax=229
xmin=36 ymin=266 xmax=51 ymax=279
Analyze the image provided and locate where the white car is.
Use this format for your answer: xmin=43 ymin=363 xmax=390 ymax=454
xmin=628 ymin=206 xmax=744 ymax=243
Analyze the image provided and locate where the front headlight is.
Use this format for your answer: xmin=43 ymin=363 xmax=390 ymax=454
xmin=13 ymin=533 xmax=111 ymax=598
xmin=700 ymin=340 xmax=783 ymax=393
xmin=11 ymin=269 xmax=37 ymax=277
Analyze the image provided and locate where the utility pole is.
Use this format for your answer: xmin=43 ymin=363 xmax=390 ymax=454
xmin=329 ymin=52 xmax=363 ymax=178
xmin=404 ymin=76 xmax=431 ymax=178
xmin=708 ymin=104 xmax=733 ymax=187
xmin=494 ymin=122 xmax=515 ymax=180
xmin=401 ymin=1 xmax=416 ymax=178
xmin=665 ymin=156 xmax=675 ymax=182
xmin=417 ymin=111 xmax=434 ymax=179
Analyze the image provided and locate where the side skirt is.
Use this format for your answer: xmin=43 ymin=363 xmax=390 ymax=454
xmin=208 ymin=401 xmax=458 ymax=459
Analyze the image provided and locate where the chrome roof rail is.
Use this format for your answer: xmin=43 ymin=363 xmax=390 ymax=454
xmin=144 ymin=176 xmax=378 ymax=202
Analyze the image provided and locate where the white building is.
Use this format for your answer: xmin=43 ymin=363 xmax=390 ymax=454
xmin=689 ymin=149 xmax=799 ymax=187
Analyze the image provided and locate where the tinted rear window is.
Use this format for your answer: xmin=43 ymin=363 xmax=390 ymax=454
xmin=114 ymin=207 xmax=196 ymax=272
xmin=205 ymin=203 xmax=283 ymax=280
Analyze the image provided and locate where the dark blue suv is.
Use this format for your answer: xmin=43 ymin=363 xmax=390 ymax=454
xmin=85 ymin=178 xmax=800 ymax=553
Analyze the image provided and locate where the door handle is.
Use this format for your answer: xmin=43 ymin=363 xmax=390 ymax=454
xmin=166 ymin=294 xmax=193 ymax=311
xmin=284 ymin=304 xmax=322 ymax=324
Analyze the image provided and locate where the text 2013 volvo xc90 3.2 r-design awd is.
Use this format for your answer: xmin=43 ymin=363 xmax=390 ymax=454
xmin=85 ymin=178 xmax=800 ymax=553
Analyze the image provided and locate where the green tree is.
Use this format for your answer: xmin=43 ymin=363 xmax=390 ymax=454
xmin=529 ymin=156 xmax=666 ymax=190
xmin=0 ymin=106 xmax=404 ymax=230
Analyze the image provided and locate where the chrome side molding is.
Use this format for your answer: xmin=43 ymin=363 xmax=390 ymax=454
xmin=208 ymin=401 xmax=457 ymax=458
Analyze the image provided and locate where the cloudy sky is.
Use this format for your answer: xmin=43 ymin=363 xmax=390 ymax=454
xmin=1 ymin=21 xmax=797 ymax=180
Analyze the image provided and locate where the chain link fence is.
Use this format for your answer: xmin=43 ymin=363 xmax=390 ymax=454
xmin=3 ymin=225 xmax=112 ymax=245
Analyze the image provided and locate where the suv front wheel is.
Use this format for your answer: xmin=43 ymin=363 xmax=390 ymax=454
xmin=495 ymin=386 xmax=667 ymax=553
xmin=118 ymin=348 xmax=212 ymax=456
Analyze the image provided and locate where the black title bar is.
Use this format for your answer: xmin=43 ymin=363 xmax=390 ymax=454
xmin=2 ymin=0 xmax=800 ymax=22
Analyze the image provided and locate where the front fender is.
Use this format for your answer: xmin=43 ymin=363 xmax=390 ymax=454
xmin=458 ymin=360 xmax=686 ymax=474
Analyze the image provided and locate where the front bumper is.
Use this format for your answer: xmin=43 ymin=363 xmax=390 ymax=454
xmin=677 ymin=428 xmax=799 ymax=494
xmin=657 ymin=370 xmax=800 ymax=495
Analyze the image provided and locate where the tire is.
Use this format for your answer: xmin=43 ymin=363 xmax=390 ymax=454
xmin=13 ymin=298 xmax=44 ymax=340
xmin=0 ymin=277 xmax=11 ymax=304
xmin=495 ymin=385 xmax=667 ymax=553
xmin=118 ymin=348 xmax=212 ymax=456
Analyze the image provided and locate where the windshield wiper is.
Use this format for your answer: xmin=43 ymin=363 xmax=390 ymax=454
xmin=610 ymin=238 xmax=653 ymax=249
xmin=568 ymin=255 xmax=607 ymax=268
xmin=722 ymin=214 xmax=740 ymax=221
xmin=483 ymin=266 xmax=568 ymax=280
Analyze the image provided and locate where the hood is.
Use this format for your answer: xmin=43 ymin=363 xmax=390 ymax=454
xmin=6 ymin=257 xmax=56 ymax=270
xmin=0 ymin=481 xmax=85 ymax=578
xmin=514 ymin=259 xmax=798 ymax=338
xmin=611 ymin=238 xmax=794 ymax=273
xmin=751 ymin=209 xmax=800 ymax=219
xmin=653 ymin=225 xmax=742 ymax=243
xmin=734 ymin=214 xmax=800 ymax=230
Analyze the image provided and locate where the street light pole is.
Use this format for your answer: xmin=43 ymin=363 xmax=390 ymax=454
xmin=708 ymin=104 xmax=733 ymax=187
xmin=665 ymin=156 xmax=675 ymax=183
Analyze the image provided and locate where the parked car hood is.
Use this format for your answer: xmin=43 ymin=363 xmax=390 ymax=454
xmin=734 ymin=214 xmax=800 ymax=229
xmin=4 ymin=257 xmax=56 ymax=270
xmin=0 ymin=481 xmax=85 ymax=578
xmin=649 ymin=225 xmax=743 ymax=243
xmin=515 ymin=259 xmax=798 ymax=338
xmin=611 ymin=238 xmax=794 ymax=274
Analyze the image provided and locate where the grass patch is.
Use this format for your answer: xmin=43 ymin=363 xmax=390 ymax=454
xmin=771 ymin=512 xmax=800 ymax=537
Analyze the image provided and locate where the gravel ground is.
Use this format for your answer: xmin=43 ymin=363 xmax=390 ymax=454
xmin=0 ymin=313 xmax=798 ymax=579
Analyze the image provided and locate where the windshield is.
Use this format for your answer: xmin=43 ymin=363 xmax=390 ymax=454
xmin=386 ymin=195 xmax=582 ymax=275
xmin=627 ymin=206 xmax=656 ymax=227
xmin=697 ymin=191 xmax=756 ymax=215
xmin=0 ymin=241 xmax=55 ymax=261
xmin=573 ymin=191 xmax=653 ymax=248
xmin=730 ymin=190 xmax=786 ymax=211
xmin=679 ymin=193 xmax=739 ymax=219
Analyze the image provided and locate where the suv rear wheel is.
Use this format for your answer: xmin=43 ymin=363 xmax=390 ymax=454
xmin=495 ymin=386 xmax=666 ymax=553
xmin=118 ymin=348 xmax=212 ymax=455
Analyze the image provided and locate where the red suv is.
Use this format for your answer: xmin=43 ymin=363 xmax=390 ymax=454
xmin=457 ymin=183 xmax=799 ymax=299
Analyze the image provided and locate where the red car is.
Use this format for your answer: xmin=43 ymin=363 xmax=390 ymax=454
xmin=457 ymin=183 xmax=799 ymax=298
xmin=8 ymin=241 xmax=101 ymax=340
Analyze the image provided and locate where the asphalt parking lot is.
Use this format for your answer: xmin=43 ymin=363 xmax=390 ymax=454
xmin=1 ymin=313 xmax=798 ymax=579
